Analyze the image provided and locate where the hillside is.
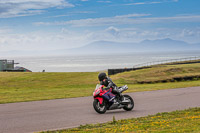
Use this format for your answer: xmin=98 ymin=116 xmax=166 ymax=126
xmin=111 ymin=62 xmax=200 ymax=84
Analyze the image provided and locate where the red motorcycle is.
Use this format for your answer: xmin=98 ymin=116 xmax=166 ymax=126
xmin=93 ymin=84 xmax=134 ymax=114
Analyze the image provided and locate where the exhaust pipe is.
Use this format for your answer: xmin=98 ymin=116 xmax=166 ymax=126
xmin=109 ymin=103 xmax=124 ymax=110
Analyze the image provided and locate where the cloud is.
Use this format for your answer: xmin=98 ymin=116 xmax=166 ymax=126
xmin=47 ymin=11 xmax=95 ymax=18
xmin=124 ymin=0 xmax=179 ymax=6
xmin=0 ymin=29 xmax=93 ymax=52
xmin=105 ymin=26 xmax=120 ymax=36
xmin=34 ymin=14 xmax=200 ymax=27
xmin=0 ymin=27 xmax=12 ymax=34
xmin=1 ymin=26 xmax=200 ymax=53
xmin=34 ymin=13 xmax=152 ymax=26
xmin=125 ymin=1 xmax=162 ymax=6
xmin=97 ymin=1 xmax=111 ymax=3
xmin=0 ymin=0 xmax=74 ymax=18
xmin=87 ymin=26 xmax=200 ymax=43
xmin=114 ymin=13 xmax=151 ymax=18
xmin=180 ymin=28 xmax=200 ymax=38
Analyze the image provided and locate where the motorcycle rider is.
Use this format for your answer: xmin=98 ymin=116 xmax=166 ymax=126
xmin=98 ymin=72 xmax=124 ymax=103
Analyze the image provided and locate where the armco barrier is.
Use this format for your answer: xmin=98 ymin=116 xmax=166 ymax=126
xmin=108 ymin=56 xmax=200 ymax=76
xmin=108 ymin=67 xmax=151 ymax=76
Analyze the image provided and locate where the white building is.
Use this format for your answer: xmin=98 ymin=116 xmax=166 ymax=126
xmin=0 ymin=60 xmax=15 ymax=71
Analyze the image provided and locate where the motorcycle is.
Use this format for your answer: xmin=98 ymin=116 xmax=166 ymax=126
xmin=93 ymin=84 xmax=134 ymax=114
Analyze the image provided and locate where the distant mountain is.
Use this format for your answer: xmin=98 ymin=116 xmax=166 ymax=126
xmin=66 ymin=41 xmax=138 ymax=54
xmin=63 ymin=38 xmax=200 ymax=55
xmin=1 ymin=38 xmax=200 ymax=56
xmin=139 ymin=38 xmax=190 ymax=51
xmin=141 ymin=38 xmax=188 ymax=45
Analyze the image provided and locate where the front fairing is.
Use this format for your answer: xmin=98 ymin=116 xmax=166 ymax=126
xmin=93 ymin=84 xmax=104 ymax=97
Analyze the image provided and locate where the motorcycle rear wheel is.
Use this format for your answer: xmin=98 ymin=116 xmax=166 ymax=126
xmin=123 ymin=95 xmax=134 ymax=111
xmin=93 ymin=99 xmax=107 ymax=114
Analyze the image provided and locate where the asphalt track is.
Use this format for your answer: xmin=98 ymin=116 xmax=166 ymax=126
xmin=0 ymin=86 xmax=200 ymax=133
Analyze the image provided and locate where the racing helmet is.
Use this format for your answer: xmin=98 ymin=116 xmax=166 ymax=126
xmin=98 ymin=72 xmax=107 ymax=81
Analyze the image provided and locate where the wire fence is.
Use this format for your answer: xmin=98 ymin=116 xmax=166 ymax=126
xmin=133 ymin=56 xmax=200 ymax=68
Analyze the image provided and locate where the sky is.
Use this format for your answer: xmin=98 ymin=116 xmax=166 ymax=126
xmin=0 ymin=0 xmax=200 ymax=52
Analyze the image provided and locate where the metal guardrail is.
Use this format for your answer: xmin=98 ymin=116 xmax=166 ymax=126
xmin=133 ymin=56 xmax=200 ymax=68
xmin=108 ymin=56 xmax=200 ymax=75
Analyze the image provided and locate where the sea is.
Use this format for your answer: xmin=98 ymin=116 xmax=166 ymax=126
xmin=7 ymin=51 xmax=200 ymax=72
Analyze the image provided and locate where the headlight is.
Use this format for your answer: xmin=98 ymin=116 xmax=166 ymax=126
xmin=94 ymin=90 xmax=100 ymax=96
xmin=96 ymin=90 xmax=100 ymax=95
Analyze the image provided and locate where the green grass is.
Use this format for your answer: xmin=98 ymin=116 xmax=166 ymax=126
xmin=42 ymin=107 xmax=200 ymax=133
xmin=1 ymin=62 xmax=200 ymax=104
xmin=120 ymin=80 xmax=200 ymax=93
xmin=0 ymin=72 xmax=99 ymax=103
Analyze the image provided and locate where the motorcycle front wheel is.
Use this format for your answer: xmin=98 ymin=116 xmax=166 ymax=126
xmin=123 ymin=95 xmax=134 ymax=111
xmin=93 ymin=99 xmax=107 ymax=114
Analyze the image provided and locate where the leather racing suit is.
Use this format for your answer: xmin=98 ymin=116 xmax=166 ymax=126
xmin=100 ymin=77 xmax=122 ymax=100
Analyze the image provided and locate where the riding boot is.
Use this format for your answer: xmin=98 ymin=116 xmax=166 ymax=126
xmin=113 ymin=87 xmax=123 ymax=103
xmin=116 ymin=93 xmax=124 ymax=103
xmin=120 ymin=94 xmax=124 ymax=101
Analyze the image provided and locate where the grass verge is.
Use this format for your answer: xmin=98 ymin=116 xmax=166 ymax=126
xmin=42 ymin=107 xmax=200 ymax=133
